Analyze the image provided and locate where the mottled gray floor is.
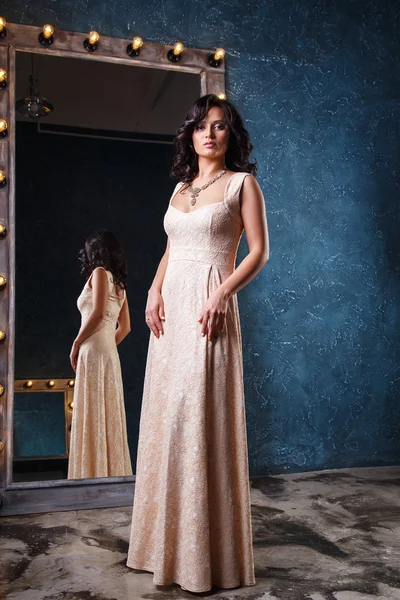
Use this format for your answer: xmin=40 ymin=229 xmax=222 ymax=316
xmin=2 ymin=466 xmax=400 ymax=600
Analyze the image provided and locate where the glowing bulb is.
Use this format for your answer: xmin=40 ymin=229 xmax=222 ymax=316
xmin=0 ymin=330 xmax=5 ymax=341
xmin=89 ymin=31 xmax=100 ymax=45
xmin=47 ymin=380 xmax=55 ymax=388
xmin=25 ymin=380 xmax=33 ymax=388
xmin=0 ymin=69 xmax=7 ymax=83
xmin=0 ymin=118 xmax=7 ymax=140
xmin=68 ymin=401 xmax=74 ymax=410
xmin=132 ymin=36 xmax=143 ymax=50
xmin=0 ymin=171 xmax=6 ymax=187
xmin=218 ymin=92 xmax=227 ymax=100
xmin=42 ymin=24 xmax=54 ymax=39
xmin=208 ymin=47 xmax=225 ymax=68
xmin=0 ymin=275 xmax=6 ymax=287
xmin=0 ymin=223 xmax=5 ymax=234
xmin=173 ymin=42 xmax=184 ymax=56
xmin=68 ymin=379 xmax=75 ymax=387
xmin=0 ymin=384 xmax=4 ymax=396
xmin=0 ymin=18 xmax=6 ymax=32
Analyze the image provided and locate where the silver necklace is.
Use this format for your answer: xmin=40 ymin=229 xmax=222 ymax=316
xmin=188 ymin=169 xmax=227 ymax=206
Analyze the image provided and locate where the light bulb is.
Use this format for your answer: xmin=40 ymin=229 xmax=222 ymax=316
xmin=218 ymin=92 xmax=227 ymax=100
xmin=84 ymin=31 xmax=100 ymax=52
xmin=173 ymin=42 xmax=184 ymax=55
xmin=89 ymin=31 xmax=100 ymax=45
xmin=0 ymin=330 xmax=5 ymax=341
xmin=0 ymin=119 xmax=7 ymax=142
xmin=25 ymin=380 xmax=33 ymax=388
xmin=0 ymin=69 xmax=7 ymax=83
xmin=47 ymin=380 xmax=55 ymax=388
xmin=0 ymin=275 xmax=6 ymax=288
xmin=39 ymin=23 xmax=55 ymax=46
xmin=68 ymin=379 xmax=75 ymax=387
xmin=133 ymin=36 xmax=143 ymax=50
xmin=0 ymin=171 xmax=6 ymax=187
xmin=43 ymin=24 xmax=54 ymax=39
xmin=0 ymin=18 xmax=6 ymax=32
xmin=208 ymin=47 xmax=225 ymax=68
xmin=127 ymin=36 xmax=143 ymax=57
xmin=168 ymin=42 xmax=184 ymax=63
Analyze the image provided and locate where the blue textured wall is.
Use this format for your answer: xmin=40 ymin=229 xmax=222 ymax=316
xmin=5 ymin=0 xmax=400 ymax=474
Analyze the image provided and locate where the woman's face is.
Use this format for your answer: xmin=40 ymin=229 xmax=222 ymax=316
xmin=192 ymin=106 xmax=230 ymax=162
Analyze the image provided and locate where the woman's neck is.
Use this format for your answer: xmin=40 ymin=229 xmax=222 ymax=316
xmin=196 ymin=156 xmax=225 ymax=181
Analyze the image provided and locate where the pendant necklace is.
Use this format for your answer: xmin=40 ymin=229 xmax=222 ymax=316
xmin=188 ymin=169 xmax=227 ymax=207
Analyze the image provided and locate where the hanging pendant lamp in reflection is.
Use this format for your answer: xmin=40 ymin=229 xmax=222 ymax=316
xmin=16 ymin=54 xmax=54 ymax=120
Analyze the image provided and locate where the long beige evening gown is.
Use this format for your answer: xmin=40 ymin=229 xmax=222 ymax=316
xmin=68 ymin=267 xmax=133 ymax=479
xmin=127 ymin=172 xmax=256 ymax=592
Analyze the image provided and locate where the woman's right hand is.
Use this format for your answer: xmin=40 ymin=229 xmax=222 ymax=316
xmin=145 ymin=287 xmax=165 ymax=338
xmin=69 ymin=341 xmax=80 ymax=373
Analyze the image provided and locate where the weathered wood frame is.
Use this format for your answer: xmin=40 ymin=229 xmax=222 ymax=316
xmin=0 ymin=22 xmax=225 ymax=516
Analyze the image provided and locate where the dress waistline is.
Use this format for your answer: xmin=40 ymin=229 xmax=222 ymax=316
xmin=168 ymin=245 xmax=234 ymax=268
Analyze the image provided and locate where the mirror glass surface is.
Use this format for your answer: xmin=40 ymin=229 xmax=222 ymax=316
xmin=13 ymin=51 xmax=200 ymax=483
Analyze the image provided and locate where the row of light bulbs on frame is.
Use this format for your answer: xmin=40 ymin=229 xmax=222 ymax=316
xmin=0 ymin=19 xmax=226 ymax=70
xmin=24 ymin=379 xmax=75 ymax=388
xmin=0 ymin=222 xmax=7 ymax=317
xmin=0 ymin=19 xmax=16 ymax=232
xmin=0 ymin=20 xmax=22 ymax=406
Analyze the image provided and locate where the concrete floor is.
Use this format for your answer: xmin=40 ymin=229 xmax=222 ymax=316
xmin=1 ymin=466 xmax=400 ymax=600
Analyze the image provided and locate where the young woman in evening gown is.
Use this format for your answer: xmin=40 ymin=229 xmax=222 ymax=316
xmin=68 ymin=230 xmax=133 ymax=479
xmin=127 ymin=94 xmax=269 ymax=592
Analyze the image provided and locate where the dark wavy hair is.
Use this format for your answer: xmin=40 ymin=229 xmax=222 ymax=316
xmin=79 ymin=230 xmax=127 ymax=289
xmin=171 ymin=94 xmax=257 ymax=182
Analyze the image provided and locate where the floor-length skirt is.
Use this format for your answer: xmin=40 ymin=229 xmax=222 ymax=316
xmin=68 ymin=329 xmax=133 ymax=479
xmin=127 ymin=253 xmax=255 ymax=592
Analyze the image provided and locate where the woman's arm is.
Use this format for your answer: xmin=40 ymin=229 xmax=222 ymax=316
xmin=199 ymin=175 xmax=269 ymax=339
xmin=69 ymin=267 xmax=108 ymax=371
xmin=221 ymin=175 xmax=269 ymax=296
xmin=146 ymin=238 xmax=171 ymax=338
xmin=116 ymin=294 xmax=131 ymax=345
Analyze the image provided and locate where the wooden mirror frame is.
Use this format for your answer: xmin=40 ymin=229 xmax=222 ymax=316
xmin=0 ymin=22 xmax=225 ymax=516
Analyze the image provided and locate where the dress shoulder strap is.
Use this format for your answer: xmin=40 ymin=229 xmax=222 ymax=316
xmin=224 ymin=172 xmax=250 ymax=225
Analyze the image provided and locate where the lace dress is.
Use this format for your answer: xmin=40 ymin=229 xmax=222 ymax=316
xmin=68 ymin=267 xmax=132 ymax=479
xmin=127 ymin=173 xmax=256 ymax=592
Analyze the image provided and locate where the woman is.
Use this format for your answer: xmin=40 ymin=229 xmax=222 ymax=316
xmin=68 ymin=230 xmax=133 ymax=479
xmin=127 ymin=94 xmax=269 ymax=592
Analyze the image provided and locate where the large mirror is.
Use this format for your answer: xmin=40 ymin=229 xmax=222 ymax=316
xmin=12 ymin=50 xmax=200 ymax=484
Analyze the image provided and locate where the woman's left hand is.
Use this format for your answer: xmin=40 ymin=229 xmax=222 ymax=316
xmin=69 ymin=342 xmax=80 ymax=372
xmin=198 ymin=288 xmax=229 ymax=340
